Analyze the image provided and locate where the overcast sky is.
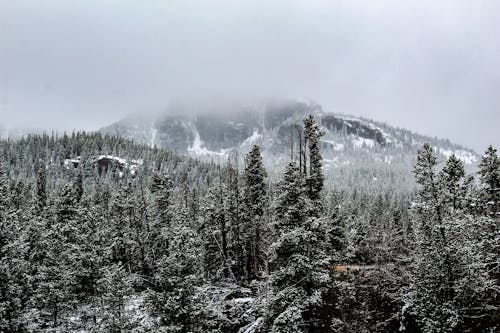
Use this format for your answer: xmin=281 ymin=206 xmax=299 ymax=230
xmin=1 ymin=0 xmax=499 ymax=151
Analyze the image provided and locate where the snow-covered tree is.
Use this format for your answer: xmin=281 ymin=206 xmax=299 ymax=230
xmin=242 ymin=145 xmax=268 ymax=281
xmin=266 ymin=161 xmax=332 ymax=332
xmin=439 ymin=154 xmax=468 ymax=213
xmin=406 ymin=144 xmax=498 ymax=332
xmin=200 ymin=181 xmax=228 ymax=280
xmin=35 ymin=162 xmax=47 ymax=213
xmin=478 ymin=145 xmax=500 ymax=216
xmin=303 ymin=115 xmax=325 ymax=216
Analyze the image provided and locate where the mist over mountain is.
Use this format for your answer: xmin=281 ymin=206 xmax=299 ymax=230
xmin=101 ymin=98 xmax=479 ymax=192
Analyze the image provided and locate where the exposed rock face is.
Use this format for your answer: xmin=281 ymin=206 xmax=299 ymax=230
xmin=321 ymin=115 xmax=388 ymax=146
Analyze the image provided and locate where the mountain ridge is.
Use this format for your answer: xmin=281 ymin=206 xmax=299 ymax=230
xmin=100 ymin=99 xmax=478 ymax=163
xmin=100 ymin=99 xmax=479 ymax=193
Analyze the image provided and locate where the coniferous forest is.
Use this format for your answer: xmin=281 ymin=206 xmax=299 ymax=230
xmin=0 ymin=115 xmax=498 ymax=332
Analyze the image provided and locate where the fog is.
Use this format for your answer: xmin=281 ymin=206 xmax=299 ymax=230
xmin=1 ymin=0 xmax=499 ymax=151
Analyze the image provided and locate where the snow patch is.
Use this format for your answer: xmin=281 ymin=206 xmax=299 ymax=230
xmin=187 ymin=126 xmax=230 ymax=157
xmin=352 ymin=137 xmax=375 ymax=148
xmin=242 ymin=128 xmax=262 ymax=146
xmin=150 ymin=125 xmax=158 ymax=148
xmin=97 ymin=155 xmax=127 ymax=165
xmin=240 ymin=317 xmax=264 ymax=333
xmin=438 ymin=148 xmax=478 ymax=165
xmin=232 ymin=297 xmax=255 ymax=303
xmin=63 ymin=156 xmax=82 ymax=169
xmin=320 ymin=139 xmax=344 ymax=151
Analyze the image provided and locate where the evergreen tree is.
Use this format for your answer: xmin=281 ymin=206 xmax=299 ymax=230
xmin=32 ymin=179 xmax=84 ymax=329
xmin=242 ymin=145 xmax=267 ymax=281
xmin=407 ymin=145 xmax=498 ymax=332
xmin=148 ymin=220 xmax=204 ymax=332
xmin=149 ymin=172 xmax=173 ymax=270
xmin=97 ymin=263 xmax=134 ymax=333
xmin=439 ymin=154 xmax=467 ymax=212
xmin=36 ymin=162 xmax=48 ymax=213
xmin=274 ymin=162 xmax=307 ymax=230
xmin=478 ymin=145 xmax=500 ymax=216
xmin=200 ymin=181 xmax=228 ymax=280
xmin=303 ymin=115 xmax=325 ymax=216
xmin=413 ymin=143 xmax=443 ymax=235
xmin=0 ymin=153 xmax=27 ymax=332
xmin=226 ymin=159 xmax=245 ymax=281
xmin=266 ymin=162 xmax=332 ymax=332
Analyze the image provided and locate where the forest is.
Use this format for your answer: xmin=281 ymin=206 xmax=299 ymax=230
xmin=0 ymin=115 xmax=498 ymax=332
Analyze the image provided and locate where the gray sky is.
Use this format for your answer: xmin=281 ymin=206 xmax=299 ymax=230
xmin=1 ymin=0 xmax=499 ymax=152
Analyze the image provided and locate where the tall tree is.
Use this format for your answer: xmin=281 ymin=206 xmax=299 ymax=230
xmin=439 ymin=154 xmax=468 ymax=212
xmin=266 ymin=161 xmax=331 ymax=332
xmin=149 ymin=172 xmax=173 ymax=271
xmin=200 ymin=181 xmax=228 ymax=280
xmin=303 ymin=115 xmax=325 ymax=216
xmin=478 ymin=145 xmax=500 ymax=216
xmin=413 ymin=143 xmax=443 ymax=236
xmin=242 ymin=145 xmax=268 ymax=281
xmin=36 ymin=162 xmax=48 ymax=213
xmin=226 ymin=158 xmax=245 ymax=280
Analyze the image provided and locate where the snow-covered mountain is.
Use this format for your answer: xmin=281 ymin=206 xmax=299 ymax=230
xmin=101 ymin=99 xmax=479 ymax=193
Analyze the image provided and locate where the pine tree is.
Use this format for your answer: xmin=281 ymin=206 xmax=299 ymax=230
xmin=36 ymin=162 xmax=48 ymax=213
xmin=0 ymin=153 xmax=8 ymax=213
xmin=97 ymin=263 xmax=134 ymax=332
xmin=478 ymin=145 xmax=500 ymax=216
xmin=32 ymin=180 xmax=84 ymax=329
xmin=274 ymin=162 xmax=307 ymax=230
xmin=149 ymin=172 xmax=173 ymax=270
xmin=407 ymin=145 xmax=498 ymax=332
xmin=0 ymin=153 xmax=27 ymax=332
xmin=226 ymin=159 xmax=245 ymax=281
xmin=242 ymin=145 xmax=268 ymax=281
xmin=200 ymin=181 xmax=228 ymax=280
xmin=148 ymin=220 xmax=204 ymax=332
xmin=413 ymin=143 xmax=443 ymax=236
xmin=439 ymin=154 xmax=467 ymax=212
xmin=266 ymin=162 xmax=332 ymax=332
xmin=303 ymin=115 xmax=325 ymax=216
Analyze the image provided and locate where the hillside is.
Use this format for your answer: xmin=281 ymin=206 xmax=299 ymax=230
xmin=101 ymin=99 xmax=479 ymax=193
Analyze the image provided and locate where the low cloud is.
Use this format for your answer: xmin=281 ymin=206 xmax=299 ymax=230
xmin=1 ymin=0 xmax=499 ymax=151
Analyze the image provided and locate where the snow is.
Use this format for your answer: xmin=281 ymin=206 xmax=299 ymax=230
xmin=232 ymin=297 xmax=255 ymax=303
xmin=187 ymin=126 xmax=230 ymax=157
xmin=150 ymin=125 xmax=158 ymax=148
xmin=242 ymin=128 xmax=262 ymax=146
xmin=336 ymin=115 xmax=393 ymax=144
xmin=63 ymin=156 xmax=82 ymax=169
xmin=96 ymin=155 xmax=127 ymax=165
xmin=399 ymin=301 xmax=412 ymax=331
xmin=320 ymin=139 xmax=344 ymax=151
xmin=367 ymin=123 xmax=393 ymax=143
xmin=438 ymin=148 xmax=478 ymax=165
xmin=353 ymin=137 xmax=375 ymax=148
xmin=240 ymin=317 xmax=264 ymax=333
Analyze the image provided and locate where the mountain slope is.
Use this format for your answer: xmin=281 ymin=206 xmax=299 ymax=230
xmin=101 ymin=99 xmax=479 ymax=193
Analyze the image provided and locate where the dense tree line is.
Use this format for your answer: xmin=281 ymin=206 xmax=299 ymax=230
xmin=0 ymin=121 xmax=498 ymax=332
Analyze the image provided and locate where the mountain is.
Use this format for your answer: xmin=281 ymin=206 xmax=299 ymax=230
xmin=101 ymin=99 xmax=479 ymax=194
